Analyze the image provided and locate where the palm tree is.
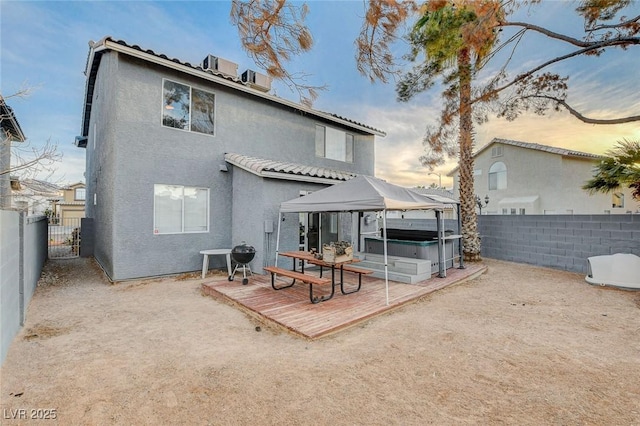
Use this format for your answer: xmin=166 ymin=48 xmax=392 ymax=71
xmin=401 ymin=1 xmax=502 ymax=261
xmin=583 ymin=139 xmax=640 ymax=201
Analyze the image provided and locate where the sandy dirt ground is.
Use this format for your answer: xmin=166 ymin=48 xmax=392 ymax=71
xmin=1 ymin=257 xmax=639 ymax=425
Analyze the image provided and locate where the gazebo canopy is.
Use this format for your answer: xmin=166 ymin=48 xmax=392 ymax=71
xmin=279 ymin=175 xmax=447 ymax=213
xmin=276 ymin=176 xmax=460 ymax=305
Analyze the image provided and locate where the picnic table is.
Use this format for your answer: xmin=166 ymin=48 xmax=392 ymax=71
xmin=263 ymin=251 xmax=373 ymax=303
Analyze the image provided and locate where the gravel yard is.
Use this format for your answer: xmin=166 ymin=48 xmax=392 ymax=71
xmin=1 ymin=257 xmax=638 ymax=425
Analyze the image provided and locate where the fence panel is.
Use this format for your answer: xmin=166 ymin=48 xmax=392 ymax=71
xmin=478 ymin=214 xmax=640 ymax=274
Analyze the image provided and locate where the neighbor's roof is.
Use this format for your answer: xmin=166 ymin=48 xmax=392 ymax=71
xmin=0 ymin=95 xmax=26 ymax=142
xmin=79 ymin=36 xmax=386 ymax=139
xmin=225 ymin=153 xmax=357 ymax=185
xmin=480 ymin=138 xmax=602 ymax=159
xmin=12 ymin=179 xmax=62 ymax=196
xmin=61 ymin=182 xmax=86 ymax=190
xmin=447 ymin=137 xmax=602 ymax=175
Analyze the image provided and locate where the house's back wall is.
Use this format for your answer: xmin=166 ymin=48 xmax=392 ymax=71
xmin=86 ymin=52 xmax=376 ymax=280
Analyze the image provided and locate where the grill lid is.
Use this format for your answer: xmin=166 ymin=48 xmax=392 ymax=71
xmin=231 ymin=241 xmax=255 ymax=264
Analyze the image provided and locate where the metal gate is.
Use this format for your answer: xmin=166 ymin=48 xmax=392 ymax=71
xmin=48 ymin=216 xmax=82 ymax=259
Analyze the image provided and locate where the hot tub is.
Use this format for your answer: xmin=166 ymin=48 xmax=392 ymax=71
xmin=364 ymin=234 xmax=455 ymax=274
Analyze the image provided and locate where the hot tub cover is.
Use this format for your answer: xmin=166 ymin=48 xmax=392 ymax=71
xmin=585 ymin=253 xmax=640 ymax=290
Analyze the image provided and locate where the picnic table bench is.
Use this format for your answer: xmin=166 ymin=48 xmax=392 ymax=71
xmin=263 ymin=266 xmax=333 ymax=304
xmin=307 ymin=259 xmax=374 ymax=295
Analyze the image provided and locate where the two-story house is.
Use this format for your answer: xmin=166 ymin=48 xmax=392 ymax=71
xmin=1 ymin=96 xmax=26 ymax=209
xmin=77 ymin=37 xmax=384 ymax=281
xmin=449 ymin=138 xmax=640 ymax=215
xmin=52 ymin=182 xmax=85 ymax=225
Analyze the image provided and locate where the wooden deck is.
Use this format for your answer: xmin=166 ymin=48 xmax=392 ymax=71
xmin=201 ymin=263 xmax=487 ymax=339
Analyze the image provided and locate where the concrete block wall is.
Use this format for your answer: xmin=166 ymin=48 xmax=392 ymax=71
xmin=1 ymin=210 xmax=21 ymax=365
xmin=0 ymin=211 xmax=48 ymax=365
xmin=478 ymin=214 xmax=640 ymax=274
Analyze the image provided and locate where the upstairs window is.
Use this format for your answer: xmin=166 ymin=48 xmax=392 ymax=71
xmin=162 ymin=79 xmax=215 ymax=136
xmin=315 ymin=125 xmax=354 ymax=163
xmin=491 ymin=145 xmax=503 ymax=157
xmin=488 ymin=161 xmax=507 ymax=190
xmin=75 ymin=188 xmax=86 ymax=201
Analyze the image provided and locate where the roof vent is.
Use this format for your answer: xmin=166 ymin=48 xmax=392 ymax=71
xmin=241 ymin=69 xmax=272 ymax=92
xmin=202 ymin=55 xmax=238 ymax=78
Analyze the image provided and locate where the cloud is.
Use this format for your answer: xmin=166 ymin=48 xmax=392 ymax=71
xmin=359 ymin=103 xmax=453 ymax=187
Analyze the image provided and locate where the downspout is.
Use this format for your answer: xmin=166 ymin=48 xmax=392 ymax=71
xmin=457 ymin=203 xmax=465 ymax=269
xmin=275 ymin=211 xmax=282 ymax=268
xmin=382 ymin=210 xmax=389 ymax=306
xmin=436 ymin=209 xmax=445 ymax=278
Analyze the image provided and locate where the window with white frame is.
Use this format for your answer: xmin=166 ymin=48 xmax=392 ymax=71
xmin=154 ymin=184 xmax=209 ymax=234
xmin=612 ymin=192 xmax=624 ymax=208
xmin=162 ymin=79 xmax=215 ymax=136
xmin=488 ymin=161 xmax=507 ymax=190
xmin=75 ymin=188 xmax=86 ymax=201
xmin=315 ymin=124 xmax=354 ymax=163
xmin=491 ymin=145 xmax=503 ymax=157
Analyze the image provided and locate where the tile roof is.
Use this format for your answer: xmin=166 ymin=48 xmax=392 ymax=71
xmin=80 ymin=36 xmax=385 ymax=139
xmin=0 ymin=95 xmax=26 ymax=141
xmin=224 ymin=153 xmax=357 ymax=184
xmin=485 ymin=138 xmax=602 ymax=159
xmin=447 ymin=137 xmax=602 ymax=175
xmin=13 ymin=179 xmax=62 ymax=196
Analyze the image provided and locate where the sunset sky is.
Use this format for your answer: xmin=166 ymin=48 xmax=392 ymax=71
xmin=2 ymin=1 xmax=638 ymax=188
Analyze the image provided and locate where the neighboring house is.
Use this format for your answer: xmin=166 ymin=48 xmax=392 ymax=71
xmin=448 ymin=138 xmax=640 ymax=215
xmin=10 ymin=177 xmax=62 ymax=216
xmin=77 ymin=36 xmax=384 ymax=281
xmin=0 ymin=95 xmax=26 ymax=209
xmin=52 ymin=182 xmax=85 ymax=225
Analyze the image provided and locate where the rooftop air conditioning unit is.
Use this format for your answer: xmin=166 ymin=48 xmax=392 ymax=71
xmin=202 ymin=55 xmax=238 ymax=78
xmin=241 ymin=69 xmax=272 ymax=92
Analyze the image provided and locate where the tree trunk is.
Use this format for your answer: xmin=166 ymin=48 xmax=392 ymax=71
xmin=458 ymin=48 xmax=482 ymax=262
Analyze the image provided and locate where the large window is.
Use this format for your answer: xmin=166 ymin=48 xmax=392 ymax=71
xmin=162 ymin=79 xmax=215 ymax=136
xmin=154 ymin=184 xmax=209 ymax=234
xmin=75 ymin=188 xmax=86 ymax=201
xmin=315 ymin=125 xmax=354 ymax=163
xmin=488 ymin=161 xmax=507 ymax=190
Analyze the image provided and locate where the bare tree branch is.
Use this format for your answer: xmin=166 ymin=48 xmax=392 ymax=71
xmin=1 ymin=134 xmax=62 ymax=178
xmin=355 ymin=0 xmax=418 ymax=83
xmin=520 ymin=95 xmax=640 ymax=124
xmin=231 ymin=0 xmax=326 ymax=106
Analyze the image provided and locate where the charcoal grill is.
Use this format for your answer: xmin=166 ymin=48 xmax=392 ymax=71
xmin=229 ymin=241 xmax=255 ymax=285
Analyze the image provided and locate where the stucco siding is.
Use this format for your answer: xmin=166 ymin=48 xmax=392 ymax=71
xmin=85 ymin=51 xmax=376 ymax=280
xmin=86 ymin=53 xmax=119 ymax=279
xmin=454 ymin=140 xmax=640 ymax=215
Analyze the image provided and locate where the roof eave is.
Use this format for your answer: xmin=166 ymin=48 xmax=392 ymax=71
xmin=80 ymin=38 xmax=385 ymax=138
xmin=226 ymin=160 xmax=347 ymax=185
xmin=0 ymin=98 xmax=26 ymax=142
